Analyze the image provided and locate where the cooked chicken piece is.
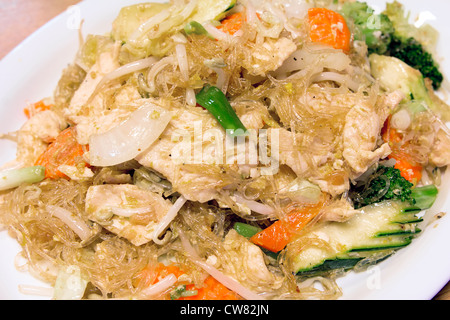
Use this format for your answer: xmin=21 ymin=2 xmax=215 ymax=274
xmin=319 ymin=197 xmax=360 ymax=222
xmin=269 ymin=128 xmax=349 ymax=196
xmin=243 ymin=37 xmax=297 ymax=77
xmin=310 ymin=175 xmax=350 ymax=197
xmin=342 ymin=102 xmax=392 ymax=179
xmin=85 ymin=184 xmax=172 ymax=246
xmin=16 ymin=110 xmax=67 ymax=166
xmin=234 ymin=101 xmax=271 ymax=130
xmin=68 ymin=49 xmax=120 ymax=114
xmin=136 ymin=103 xmax=241 ymax=203
xmin=429 ymin=128 xmax=450 ymax=167
xmin=380 ymin=91 xmax=405 ymax=119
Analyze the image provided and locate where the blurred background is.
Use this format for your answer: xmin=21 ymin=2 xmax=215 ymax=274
xmin=0 ymin=0 xmax=79 ymax=59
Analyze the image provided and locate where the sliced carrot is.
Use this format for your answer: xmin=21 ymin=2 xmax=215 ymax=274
xmin=250 ymin=201 xmax=325 ymax=253
xmin=217 ymin=12 xmax=244 ymax=35
xmin=35 ymin=127 xmax=88 ymax=179
xmin=217 ymin=11 xmax=261 ymax=36
xmin=24 ymin=100 xmax=53 ymax=119
xmin=381 ymin=117 xmax=422 ymax=184
xmin=388 ymin=153 xmax=423 ymax=185
xmin=308 ymin=8 xmax=351 ymax=53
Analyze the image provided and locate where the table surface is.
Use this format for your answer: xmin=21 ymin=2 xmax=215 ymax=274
xmin=0 ymin=0 xmax=449 ymax=301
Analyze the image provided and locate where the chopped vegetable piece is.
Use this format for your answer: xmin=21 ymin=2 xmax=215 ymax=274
xmin=388 ymin=35 xmax=443 ymax=90
xmin=411 ymin=185 xmax=438 ymax=210
xmin=308 ymin=8 xmax=351 ymax=53
xmin=0 ymin=166 xmax=46 ymax=191
xmin=381 ymin=116 xmax=423 ymax=185
xmin=88 ymin=103 xmax=172 ymax=167
xmin=293 ymin=200 xmax=425 ymax=275
xmin=250 ymin=201 xmax=325 ymax=253
xmin=24 ymin=100 xmax=52 ymax=119
xmin=170 ymin=285 xmax=198 ymax=300
xmin=196 ymin=84 xmax=247 ymax=136
xmin=53 ymin=265 xmax=89 ymax=300
xmin=349 ymin=165 xmax=414 ymax=209
xmin=233 ymin=222 xmax=262 ymax=239
xmin=184 ymin=21 xmax=212 ymax=37
xmin=388 ymin=153 xmax=423 ymax=185
xmin=341 ymin=1 xmax=394 ymax=55
xmin=217 ymin=12 xmax=244 ymax=35
xmin=35 ymin=127 xmax=88 ymax=179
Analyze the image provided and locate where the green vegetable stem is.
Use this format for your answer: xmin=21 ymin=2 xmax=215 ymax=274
xmin=196 ymin=84 xmax=248 ymax=137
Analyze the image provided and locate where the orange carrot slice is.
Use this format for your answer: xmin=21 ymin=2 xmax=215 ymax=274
xmin=308 ymin=8 xmax=351 ymax=53
xmin=388 ymin=153 xmax=423 ymax=185
xmin=135 ymin=263 xmax=239 ymax=300
xmin=35 ymin=127 xmax=87 ymax=179
xmin=250 ymin=201 xmax=325 ymax=253
xmin=217 ymin=12 xmax=245 ymax=35
xmin=381 ymin=117 xmax=423 ymax=184
xmin=24 ymin=100 xmax=53 ymax=119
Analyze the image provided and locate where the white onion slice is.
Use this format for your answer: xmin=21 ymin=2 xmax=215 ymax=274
xmin=46 ymin=205 xmax=92 ymax=242
xmin=89 ymin=102 xmax=172 ymax=167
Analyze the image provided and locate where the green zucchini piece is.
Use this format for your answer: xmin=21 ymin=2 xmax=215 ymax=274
xmin=293 ymin=201 xmax=424 ymax=275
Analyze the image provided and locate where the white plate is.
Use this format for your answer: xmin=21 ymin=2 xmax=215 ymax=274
xmin=0 ymin=0 xmax=449 ymax=300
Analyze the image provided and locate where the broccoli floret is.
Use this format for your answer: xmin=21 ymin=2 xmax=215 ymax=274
xmin=387 ymin=35 xmax=443 ymax=90
xmin=349 ymin=165 xmax=414 ymax=209
xmin=341 ymin=1 xmax=394 ymax=55
xmin=341 ymin=1 xmax=444 ymax=89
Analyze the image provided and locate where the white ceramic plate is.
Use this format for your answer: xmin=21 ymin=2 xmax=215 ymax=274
xmin=0 ymin=0 xmax=449 ymax=300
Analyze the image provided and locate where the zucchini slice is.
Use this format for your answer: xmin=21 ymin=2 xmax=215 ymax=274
xmin=293 ymin=201 xmax=423 ymax=275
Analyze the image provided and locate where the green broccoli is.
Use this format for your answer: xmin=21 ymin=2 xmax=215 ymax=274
xmin=349 ymin=165 xmax=414 ymax=209
xmin=349 ymin=165 xmax=438 ymax=210
xmin=341 ymin=1 xmax=443 ymax=89
xmin=387 ymin=35 xmax=443 ymax=90
xmin=341 ymin=1 xmax=394 ymax=55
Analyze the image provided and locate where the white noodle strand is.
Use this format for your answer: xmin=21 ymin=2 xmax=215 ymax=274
xmin=46 ymin=205 xmax=92 ymax=242
xmin=153 ymin=196 xmax=187 ymax=244
xmin=139 ymin=274 xmax=178 ymax=299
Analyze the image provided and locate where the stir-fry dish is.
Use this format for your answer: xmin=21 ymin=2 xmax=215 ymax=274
xmin=1 ymin=0 xmax=450 ymax=300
